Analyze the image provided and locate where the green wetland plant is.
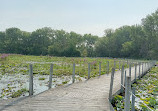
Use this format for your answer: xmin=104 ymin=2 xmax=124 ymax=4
xmin=0 ymin=54 xmax=9 ymax=74
xmin=10 ymin=88 xmax=29 ymax=98
xmin=112 ymin=66 xmax=158 ymax=111
xmin=38 ymin=77 xmax=46 ymax=80
xmin=0 ymin=54 xmax=130 ymax=77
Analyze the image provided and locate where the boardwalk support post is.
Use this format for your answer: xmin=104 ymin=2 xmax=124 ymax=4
xmin=109 ymin=68 xmax=115 ymax=102
xmin=124 ymin=70 xmax=126 ymax=86
xmin=107 ymin=61 xmax=109 ymax=74
xmin=88 ymin=63 xmax=90 ymax=79
xmin=135 ymin=64 xmax=137 ymax=82
xmin=119 ymin=61 xmax=121 ymax=70
xmin=142 ymin=62 xmax=144 ymax=76
xmin=127 ymin=60 xmax=128 ymax=67
xmin=114 ymin=60 xmax=116 ymax=69
xmin=29 ymin=64 xmax=33 ymax=96
xmin=99 ymin=62 xmax=101 ymax=76
xmin=124 ymin=76 xmax=131 ymax=111
xmin=121 ymin=65 xmax=124 ymax=94
xmin=72 ymin=63 xmax=75 ymax=83
xmin=131 ymin=87 xmax=136 ymax=111
xmin=129 ymin=63 xmax=131 ymax=77
xmin=48 ymin=64 xmax=53 ymax=89
xmin=139 ymin=62 xmax=141 ymax=79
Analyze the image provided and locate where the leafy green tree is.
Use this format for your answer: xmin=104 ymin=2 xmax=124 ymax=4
xmin=29 ymin=27 xmax=53 ymax=55
xmin=4 ymin=28 xmax=24 ymax=53
xmin=142 ymin=9 xmax=158 ymax=59
xmin=48 ymin=30 xmax=81 ymax=57
xmin=0 ymin=31 xmax=5 ymax=53
xmin=128 ymin=25 xmax=147 ymax=58
xmin=104 ymin=28 xmax=114 ymax=37
xmin=97 ymin=26 xmax=133 ymax=57
xmin=121 ymin=41 xmax=133 ymax=57
xmin=95 ymin=37 xmax=108 ymax=57
xmin=82 ymin=34 xmax=98 ymax=57
xmin=20 ymin=31 xmax=31 ymax=54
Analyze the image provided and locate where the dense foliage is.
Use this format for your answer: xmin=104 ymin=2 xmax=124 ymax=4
xmin=96 ymin=9 xmax=158 ymax=59
xmin=0 ymin=28 xmax=98 ymax=57
xmin=0 ymin=9 xmax=158 ymax=59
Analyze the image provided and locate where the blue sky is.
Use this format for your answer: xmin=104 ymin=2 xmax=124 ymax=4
xmin=0 ymin=0 xmax=158 ymax=36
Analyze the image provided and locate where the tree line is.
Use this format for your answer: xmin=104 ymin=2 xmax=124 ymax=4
xmin=0 ymin=27 xmax=98 ymax=57
xmin=0 ymin=9 xmax=158 ymax=59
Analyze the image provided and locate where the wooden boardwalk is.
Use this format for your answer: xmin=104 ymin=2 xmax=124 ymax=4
xmin=1 ymin=65 xmax=143 ymax=111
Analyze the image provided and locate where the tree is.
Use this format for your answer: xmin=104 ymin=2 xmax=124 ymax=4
xmin=104 ymin=28 xmax=114 ymax=37
xmin=4 ymin=28 xmax=24 ymax=53
xmin=121 ymin=41 xmax=133 ymax=57
xmin=82 ymin=34 xmax=98 ymax=57
xmin=0 ymin=31 xmax=5 ymax=53
xmin=48 ymin=30 xmax=81 ymax=57
xmin=142 ymin=9 xmax=158 ymax=59
xmin=29 ymin=27 xmax=53 ymax=55
xmin=95 ymin=37 xmax=108 ymax=57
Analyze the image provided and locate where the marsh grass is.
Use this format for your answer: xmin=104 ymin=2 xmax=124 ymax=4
xmin=0 ymin=55 xmax=131 ymax=78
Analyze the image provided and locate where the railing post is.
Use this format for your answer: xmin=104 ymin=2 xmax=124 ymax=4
xmin=124 ymin=70 xmax=126 ymax=86
xmin=146 ymin=62 xmax=148 ymax=71
xmin=129 ymin=63 xmax=131 ymax=77
xmin=142 ymin=62 xmax=144 ymax=76
xmin=99 ymin=62 xmax=101 ymax=76
xmin=149 ymin=62 xmax=151 ymax=69
xmin=135 ymin=64 xmax=137 ymax=82
xmin=139 ymin=62 xmax=141 ymax=79
xmin=145 ymin=62 xmax=147 ymax=73
xmin=109 ymin=68 xmax=115 ymax=102
xmin=48 ymin=64 xmax=53 ymax=89
xmin=127 ymin=60 xmax=128 ymax=67
xmin=146 ymin=62 xmax=148 ymax=72
xmin=131 ymin=87 xmax=136 ymax=111
xmin=121 ymin=65 xmax=124 ymax=94
xmin=114 ymin=60 xmax=116 ymax=69
xmin=72 ymin=63 xmax=75 ymax=83
xmin=107 ymin=61 xmax=109 ymax=74
xmin=88 ymin=63 xmax=90 ymax=79
xmin=124 ymin=76 xmax=131 ymax=111
xmin=119 ymin=61 xmax=121 ymax=70
xmin=123 ymin=61 xmax=125 ymax=67
xmin=29 ymin=64 xmax=33 ymax=96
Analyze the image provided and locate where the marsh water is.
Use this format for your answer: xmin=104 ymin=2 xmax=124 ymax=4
xmin=0 ymin=73 xmax=85 ymax=100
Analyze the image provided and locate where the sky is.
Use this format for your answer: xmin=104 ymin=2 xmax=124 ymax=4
xmin=0 ymin=0 xmax=158 ymax=37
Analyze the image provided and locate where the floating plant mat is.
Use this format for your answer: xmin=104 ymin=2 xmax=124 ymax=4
xmin=112 ymin=66 xmax=158 ymax=111
xmin=0 ymin=73 xmax=85 ymax=100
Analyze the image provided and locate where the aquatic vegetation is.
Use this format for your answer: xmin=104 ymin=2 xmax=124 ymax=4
xmin=112 ymin=66 xmax=158 ymax=111
xmin=38 ymin=77 xmax=46 ymax=80
xmin=62 ymin=81 xmax=69 ymax=84
xmin=0 ymin=54 xmax=10 ymax=74
xmin=112 ymin=95 xmax=124 ymax=110
xmin=0 ymin=55 xmax=130 ymax=76
xmin=10 ymin=88 xmax=28 ymax=98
